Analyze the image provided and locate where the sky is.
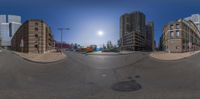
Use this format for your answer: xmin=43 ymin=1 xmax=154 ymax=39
xmin=0 ymin=0 xmax=200 ymax=47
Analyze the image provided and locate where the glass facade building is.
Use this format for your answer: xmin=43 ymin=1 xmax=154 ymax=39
xmin=0 ymin=15 xmax=21 ymax=48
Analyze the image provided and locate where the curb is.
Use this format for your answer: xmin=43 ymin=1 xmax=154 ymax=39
xmin=21 ymin=56 xmax=66 ymax=64
xmin=149 ymin=56 xmax=179 ymax=62
xmin=149 ymin=51 xmax=200 ymax=62
xmin=148 ymin=54 xmax=189 ymax=62
xmin=12 ymin=51 xmax=66 ymax=64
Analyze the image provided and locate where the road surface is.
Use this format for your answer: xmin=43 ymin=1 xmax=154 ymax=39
xmin=0 ymin=50 xmax=199 ymax=99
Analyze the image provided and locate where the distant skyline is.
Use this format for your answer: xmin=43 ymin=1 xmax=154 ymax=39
xmin=0 ymin=0 xmax=200 ymax=47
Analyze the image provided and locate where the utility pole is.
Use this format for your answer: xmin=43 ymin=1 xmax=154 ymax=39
xmin=58 ymin=28 xmax=70 ymax=53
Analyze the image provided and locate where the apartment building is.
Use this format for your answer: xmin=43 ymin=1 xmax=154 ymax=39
xmin=11 ymin=19 xmax=54 ymax=53
xmin=146 ymin=21 xmax=155 ymax=51
xmin=119 ymin=11 xmax=154 ymax=51
xmin=162 ymin=19 xmax=200 ymax=53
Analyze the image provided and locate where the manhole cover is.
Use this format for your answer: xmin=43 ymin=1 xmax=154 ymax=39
xmin=111 ymin=80 xmax=142 ymax=92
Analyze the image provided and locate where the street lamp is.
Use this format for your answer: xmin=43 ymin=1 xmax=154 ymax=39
xmin=58 ymin=28 xmax=70 ymax=53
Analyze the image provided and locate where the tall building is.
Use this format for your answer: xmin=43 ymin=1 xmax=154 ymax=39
xmin=146 ymin=21 xmax=154 ymax=51
xmin=0 ymin=15 xmax=21 ymax=48
xmin=107 ymin=41 xmax=113 ymax=49
xmin=162 ymin=19 xmax=200 ymax=53
xmin=11 ymin=19 xmax=54 ymax=53
xmin=159 ymin=34 xmax=164 ymax=51
xmin=120 ymin=11 xmax=154 ymax=51
xmin=185 ymin=14 xmax=200 ymax=31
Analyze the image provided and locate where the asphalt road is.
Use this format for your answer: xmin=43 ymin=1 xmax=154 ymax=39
xmin=0 ymin=50 xmax=200 ymax=99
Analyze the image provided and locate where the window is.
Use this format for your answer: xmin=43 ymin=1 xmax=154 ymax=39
xmin=176 ymin=46 xmax=180 ymax=49
xmin=170 ymin=31 xmax=174 ymax=38
xmin=176 ymin=31 xmax=180 ymax=37
xmin=176 ymin=24 xmax=180 ymax=29
xmin=35 ymin=34 xmax=38 ymax=37
xmin=35 ymin=22 xmax=38 ymax=26
xmin=35 ymin=27 xmax=38 ymax=31
xmin=126 ymin=17 xmax=130 ymax=23
xmin=170 ymin=25 xmax=173 ymax=30
xmin=35 ymin=44 xmax=38 ymax=48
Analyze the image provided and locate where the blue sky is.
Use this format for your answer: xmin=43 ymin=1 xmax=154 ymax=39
xmin=0 ymin=0 xmax=200 ymax=47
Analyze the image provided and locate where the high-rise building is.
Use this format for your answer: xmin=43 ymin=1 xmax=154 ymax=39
xmin=120 ymin=11 xmax=154 ymax=51
xmin=162 ymin=19 xmax=200 ymax=53
xmin=11 ymin=19 xmax=54 ymax=53
xmin=159 ymin=34 xmax=164 ymax=51
xmin=0 ymin=15 xmax=21 ymax=48
xmin=146 ymin=21 xmax=154 ymax=51
xmin=106 ymin=41 xmax=113 ymax=49
xmin=7 ymin=15 xmax=21 ymax=23
xmin=185 ymin=14 xmax=200 ymax=31
xmin=0 ymin=15 xmax=6 ymax=23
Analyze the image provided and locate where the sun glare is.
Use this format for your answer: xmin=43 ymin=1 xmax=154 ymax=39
xmin=97 ymin=30 xmax=104 ymax=36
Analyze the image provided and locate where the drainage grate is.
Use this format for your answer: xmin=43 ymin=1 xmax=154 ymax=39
xmin=111 ymin=80 xmax=142 ymax=92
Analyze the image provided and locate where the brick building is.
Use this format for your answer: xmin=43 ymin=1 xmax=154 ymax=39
xmin=11 ymin=19 xmax=54 ymax=53
xmin=162 ymin=19 xmax=200 ymax=53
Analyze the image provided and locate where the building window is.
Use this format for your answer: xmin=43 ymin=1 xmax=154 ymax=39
xmin=35 ymin=22 xmax=38 ymax=26
xmin=170 ymin=31 xmax=174 ymax=38
xmin=170 ymin=25 xmax=173 ymax=30
xmin=176 ymin=24 xmax=180 ymax=29
xmin=176 ymin=31 xmax=180 ymax=37
xmin=35 ymin=27 xmax=38 ymax=31
xmin=126 ymin=17 xmax=130 ymax=23
xmin=35 ymin=34 xmax=38 ymax=37
xmin=35 ymin=44 xmax=38 ymax=48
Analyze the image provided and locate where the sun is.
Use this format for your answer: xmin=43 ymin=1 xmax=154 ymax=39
xmin=97 ymin=30 xmax=104 ymax=36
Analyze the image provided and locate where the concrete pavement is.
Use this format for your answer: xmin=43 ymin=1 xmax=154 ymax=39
xmin=150 ymin=50 xmax=200 ymax=60
xmin=0 ymin=50 xmax=199 ymax=98
xmin=69 ymin=51 xmax=148 ymax=69
xmin=14 ymin=51 xmax=66 ymax=63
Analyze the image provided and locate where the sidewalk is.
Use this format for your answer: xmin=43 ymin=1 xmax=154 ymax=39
xmin=150 ymin=50 xmax=200 ymax=61
xmin=15 ymin=51 xmax=66 ymax=63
